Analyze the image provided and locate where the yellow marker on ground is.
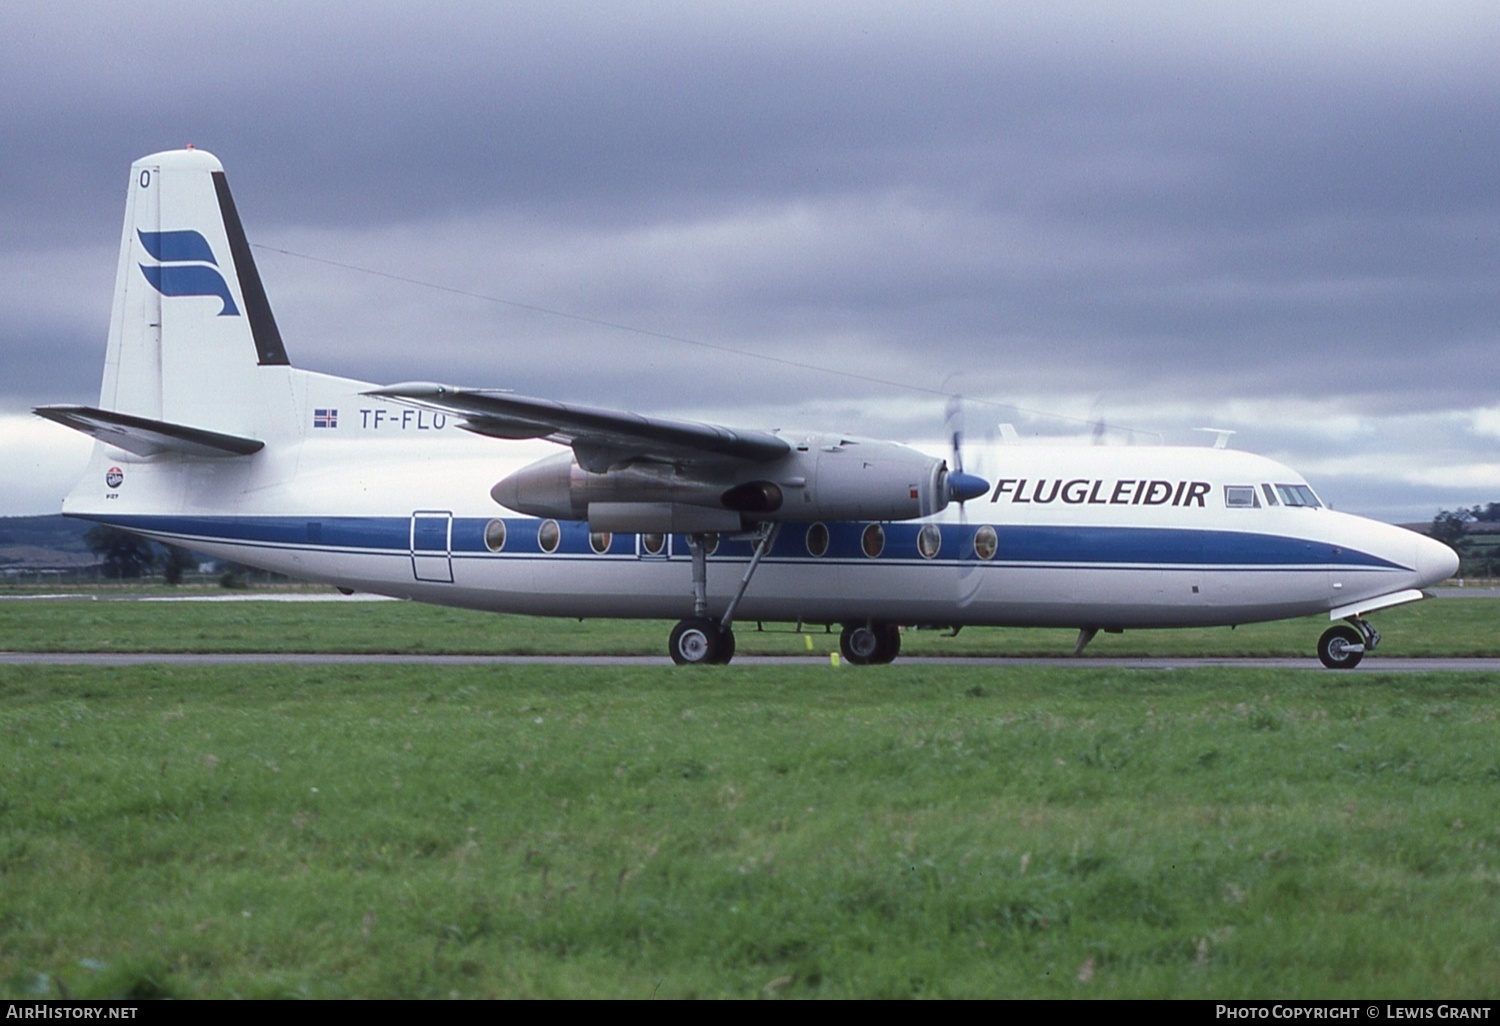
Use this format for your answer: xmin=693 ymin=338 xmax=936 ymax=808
xmin=830 ymin=653 xmax=840 ymax=668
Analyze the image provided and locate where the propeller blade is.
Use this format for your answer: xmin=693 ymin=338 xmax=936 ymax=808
xmin=944 ymin=395 xmax=965 ymax=474
xmin=941 ymin=394 xmax=986 ymax=521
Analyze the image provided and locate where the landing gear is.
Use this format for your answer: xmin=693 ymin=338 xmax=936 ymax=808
xmin=669 ymin=617 xmax=734 ymax=665
xmin=666 ymin=523 xmax=778 ymax=666
xmin=839 ymin=621 xmax=901 ymax=665
xmin=1318 ymin=618 xmax=1379 ymax=670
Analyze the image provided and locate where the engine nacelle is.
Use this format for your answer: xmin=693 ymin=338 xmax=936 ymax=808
xmin=491 ymin=433 xmax=986 ymax=532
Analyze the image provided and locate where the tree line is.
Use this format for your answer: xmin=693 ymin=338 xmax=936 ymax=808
xmin=1429 ymin=503 xmax=1500 ymax=580
xmin=82 ymin=525 xmax=283 ymax=587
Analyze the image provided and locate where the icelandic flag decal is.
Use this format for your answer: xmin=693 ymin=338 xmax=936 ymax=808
xmin=137 ymin=229 xmax=240 ymax=316
xmin=313 ymin=408 xmax=338 ymax=429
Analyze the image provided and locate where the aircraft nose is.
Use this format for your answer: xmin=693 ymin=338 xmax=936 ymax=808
xmin=1415 ymin=534 xmax=1461 ymax=588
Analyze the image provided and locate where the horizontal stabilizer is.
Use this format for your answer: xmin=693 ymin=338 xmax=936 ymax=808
xmin=35 ymin=405 xmax=264 ymax=458
xmin=366 ymin=382 xmax=790 ymax=472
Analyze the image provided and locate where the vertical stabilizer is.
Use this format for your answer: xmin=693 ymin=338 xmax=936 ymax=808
xmin=100 ymin=148 xmax=289 ymax=431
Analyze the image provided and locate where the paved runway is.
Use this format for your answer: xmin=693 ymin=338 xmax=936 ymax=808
xmin=3 ymin=652 xmax=1499 ymax=672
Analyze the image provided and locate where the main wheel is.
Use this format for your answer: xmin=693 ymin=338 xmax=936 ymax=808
xmin=874 ymin=622 xmax=901 ymax=664
xmin=839 ymin=623 xmax=881 ymax=665
xmin=1318 ymin=625 xmax=1365 ymax=669
xmin=714 ymin=626 xmax=736 ymax=665
xmin=840 ymin=622 xmax=900 ymax=665
xmin=669 ymin=618 xmax=731 ymax=665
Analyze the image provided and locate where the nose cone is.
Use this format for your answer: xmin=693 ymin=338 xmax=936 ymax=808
xmin=1415 ymin=534 xmax=1461 ymax=588
xmin=946 ymin=471 xmax=990 ymax=504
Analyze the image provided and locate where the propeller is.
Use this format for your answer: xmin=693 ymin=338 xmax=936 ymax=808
xmin=943 ymin=395 xmax=989 ymax=517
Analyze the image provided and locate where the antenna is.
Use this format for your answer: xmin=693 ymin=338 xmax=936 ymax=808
xmin=1193 ymin=427 xmax=1236 ymax=449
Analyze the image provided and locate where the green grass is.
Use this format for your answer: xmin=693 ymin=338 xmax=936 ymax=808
xmin=3 ymin=663 xmax=1500 ymax=998
xmin=0 ymin=593 xmax=1497 ymax=658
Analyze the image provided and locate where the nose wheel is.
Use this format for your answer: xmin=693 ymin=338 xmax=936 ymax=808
xmin=1318 ymin=618 xmax=1379 ymax=670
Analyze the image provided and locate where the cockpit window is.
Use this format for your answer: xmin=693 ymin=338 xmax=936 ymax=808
xmin=1261 ymin=484 xmax=1279 ymax=507
xmin=1224 ymin=485 xmax=1260 ymax=508
xmin=1274 ymin=484 xmax=1321 ymax=508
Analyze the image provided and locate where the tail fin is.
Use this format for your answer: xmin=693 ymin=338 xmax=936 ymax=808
xmin=99 ymin=148 xmax=289 ymax=428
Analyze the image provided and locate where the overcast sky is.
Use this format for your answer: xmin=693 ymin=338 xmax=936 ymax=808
xmin=3 ymin=1 xmax=1497 ymax=522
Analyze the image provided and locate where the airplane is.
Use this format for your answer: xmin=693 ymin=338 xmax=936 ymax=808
xmin=35 ymin=148 xmax=1460 ymax=669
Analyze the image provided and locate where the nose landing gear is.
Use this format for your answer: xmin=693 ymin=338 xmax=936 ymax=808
xmin=1318 ymin=618 xmax=1380 ymax=670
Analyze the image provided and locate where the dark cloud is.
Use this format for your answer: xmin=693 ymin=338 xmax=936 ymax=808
xmin=3 ymin=2 xmax=1498 ymax=518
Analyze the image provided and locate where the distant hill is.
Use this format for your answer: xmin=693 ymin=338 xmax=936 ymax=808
xmin=0 ymin=514 xmax=97 ymax=570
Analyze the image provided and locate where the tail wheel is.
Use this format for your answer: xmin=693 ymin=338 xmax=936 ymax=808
xmin=840 ymin=622 xmax=901 ymax=665
xmin=1318 ymin=625 xmax=1365 ymax=669
xmin=669 ymin=618 xmax=734 ymax=666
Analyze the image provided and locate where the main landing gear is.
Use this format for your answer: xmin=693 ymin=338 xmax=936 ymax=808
xmin=668 ymin=616 xmax=736 ymax=665
xmin=663 ymin=522 xmax=904 ymax=667
xmin=839 ymin=621 xmax=901 ymax=665
xmin=1318 ymin=617 xmax=1380 ymax=670
xmin=667 ymin=524 xmax=778 ymax=666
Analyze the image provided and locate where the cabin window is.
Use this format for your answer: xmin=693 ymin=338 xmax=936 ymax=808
xmin=700 ymin=534 xmax=720 ymax=556
xmin=1274 ymin=484 xmax=1322 ymax=508
xmin=974 ymin=525 xmax=998 ymax=561
xmin=537 ymin=519 xmax=560 ymax=554
xmin=861 ymin=523 xmax=885 ymax=558
xmin=483 ymin=519 xmax=507 ymax=552
xmin=641 ymin=533 xmax=665 ymax=556
xmin=1261 ymin=484 xmax=1279 ymax=507
xmin=917 ymin=523 xmax=941 ymax=559
xmin=1224 ymin=485 xmax=1260 ymax=508
xmin=806 ymin=522 xmax=829 ymax=557
xmin=589 ymin=531 xmax=612 ymax=554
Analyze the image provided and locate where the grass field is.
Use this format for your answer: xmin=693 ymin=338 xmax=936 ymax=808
xmin=3 ymin=661 xmax=1500 ymax=999
xmin=2 ymin=597 xmax=1498 ymax=998
xmin=1 ymin=591 xmax=1497 ymax=659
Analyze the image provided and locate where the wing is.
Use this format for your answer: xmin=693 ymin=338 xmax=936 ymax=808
xmin=364 ymin=382 xmax=790 ymax=473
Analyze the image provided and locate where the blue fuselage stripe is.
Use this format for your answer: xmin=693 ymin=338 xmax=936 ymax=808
xmin=77 ymin=514 xmax=1410 ymax=572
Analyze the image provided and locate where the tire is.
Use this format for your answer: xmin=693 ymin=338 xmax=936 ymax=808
xmin=1318 ymin=625 xmax=1364 ymax=670
xmin=840 ymin=622 xmax=899 ymax=665
xmin=839 ymin=623 xmax=880 ymax=665
xmin=669 ymin=617 xmax=728 ymax=666
xmin=713 ymin=627 xmax=736 ymax=665
xmin=874 ymin=622 xmax=902 ymax=664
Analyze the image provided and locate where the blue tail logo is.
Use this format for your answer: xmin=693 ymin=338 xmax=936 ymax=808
xmin=137 ymin=229 xmax=240 ymax=316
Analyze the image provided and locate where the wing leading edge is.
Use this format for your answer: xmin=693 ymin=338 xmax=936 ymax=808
xmin=365 ymin=382 xmax=791 ymax=472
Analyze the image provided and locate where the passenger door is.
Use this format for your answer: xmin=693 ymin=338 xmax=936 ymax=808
xmin=410 ymin=510 xmax=454 ymax=583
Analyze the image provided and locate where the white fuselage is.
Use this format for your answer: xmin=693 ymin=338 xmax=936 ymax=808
xmin=63 ymin=367 xmax=1456 ymax=632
